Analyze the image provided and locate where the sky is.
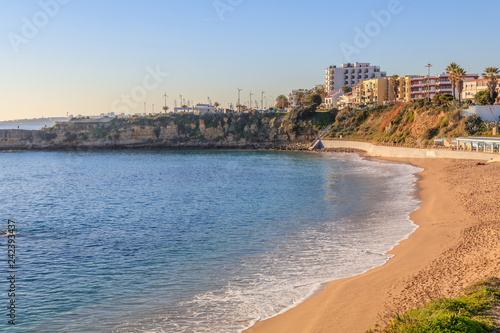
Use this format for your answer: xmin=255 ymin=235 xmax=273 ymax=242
xmin=1 ymin=0 xmax=499 ymax=121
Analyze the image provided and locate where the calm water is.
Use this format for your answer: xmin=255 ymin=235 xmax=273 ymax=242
xmin=0 ymin=150 xmax=422 ymax=332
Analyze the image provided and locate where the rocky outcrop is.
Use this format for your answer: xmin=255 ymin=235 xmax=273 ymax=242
xmin=0 ymin=113 xmax=321 ymax=150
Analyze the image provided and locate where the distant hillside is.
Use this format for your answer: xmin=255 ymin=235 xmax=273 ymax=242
xmin=324 ymin=101 xmax=496 ymax=147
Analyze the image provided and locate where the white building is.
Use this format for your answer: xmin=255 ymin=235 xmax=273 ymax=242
xmin=324 ymin=89 xmax=345 ymax=109
xmin=324 ymin=62 xmax=387 ymax=93
xmin=461 ymin=79 xmax=500 ymax=101
xmin=410 ymin=73 xmax=479 ymax=100
xmin=337 ymin=93 xmax=355 ymax=108
xmin=173 ymin=104 xmax=217 ymax=114
xmin=287 ymin=89 xmax=309 ymax=107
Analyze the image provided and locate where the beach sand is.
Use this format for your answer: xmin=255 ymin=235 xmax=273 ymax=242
xmin=245 ymin=158 xmax=500 ymax=333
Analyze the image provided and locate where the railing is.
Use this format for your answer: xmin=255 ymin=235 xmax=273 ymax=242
xmin=309 ymin=122 xmax=335 ymax=148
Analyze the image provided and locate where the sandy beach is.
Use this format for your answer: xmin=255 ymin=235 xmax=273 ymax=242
xmin=246 ymin=157 xmax=500 ymax=333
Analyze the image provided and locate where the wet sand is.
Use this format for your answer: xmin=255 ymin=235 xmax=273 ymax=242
xmin=245 ymin=158 xmax=500 ymax=333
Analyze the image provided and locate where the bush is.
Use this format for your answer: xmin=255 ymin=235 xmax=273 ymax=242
xmin=466 ymin=114 xmax=483 ymax=134
xmin=423 ymin=126 xmax=439 ymax=140
xmin=381 ymin=278 xmax=500 ymax=333
xmin=288 ymin=106 xmax=316 ymax=122
xmin=475 ymin=90 xmax=498 ymax=105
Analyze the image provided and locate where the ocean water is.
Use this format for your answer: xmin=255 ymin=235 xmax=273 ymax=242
xmin=0 ymin=150 xmax=422 ymax=332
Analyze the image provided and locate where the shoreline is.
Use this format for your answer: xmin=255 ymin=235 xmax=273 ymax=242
xmin=245 ymin=157 xmax=500 ymax=333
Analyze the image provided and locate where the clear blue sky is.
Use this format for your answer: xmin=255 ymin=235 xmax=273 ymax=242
xmin=1 ymin=0 xmax=499 ymax=120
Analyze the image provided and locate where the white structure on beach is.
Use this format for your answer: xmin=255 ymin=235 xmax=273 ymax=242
xmin=324 ymin=62 xmax=387 ymax=93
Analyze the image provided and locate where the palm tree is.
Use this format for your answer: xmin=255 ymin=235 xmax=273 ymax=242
xmin=162 ymin=106 xmax=169 ymax=113
xmin=482 ymin=67 xmax=500 ymax=104
xmin=455 ymin=67 xmax=467 ymax=103
xmin=390 ymin=75 xmax=400 ymax=103
xmin=214 ymin=102 xmax=220 ymax=108
xmin=276 ymin=95 xmax=288 ymax=110
xmin=446 ymin=62 xmax=459 ymax=99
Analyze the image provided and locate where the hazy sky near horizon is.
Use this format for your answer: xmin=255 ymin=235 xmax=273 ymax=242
xmin=1 ymin=0 xmax=499 ymax=121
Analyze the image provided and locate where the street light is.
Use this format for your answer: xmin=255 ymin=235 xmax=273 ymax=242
xmin=425 ymin=64 xmax=432 ymax=104
xmin=261 ymin=91 xmax=265 ymax=111
xmin=237 ymin=88 xmax=243 ymax=113
xmin=249 ymin=92 xmax=253 ymax=112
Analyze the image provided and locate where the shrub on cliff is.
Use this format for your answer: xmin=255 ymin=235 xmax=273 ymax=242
xmin=466 ymin=114 xmax=483 ymax=135
xmin=288 ymin=107 xmax=316 ymax=123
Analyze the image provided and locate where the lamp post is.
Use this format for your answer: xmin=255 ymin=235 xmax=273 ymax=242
xmin=425 ymin=64 xmax=432 ymax=104
xmin=261 ymin=91 xmax=264 ymax=111
xmin=249 ymin=92 xmax=253 ymax=112
xmin=237 ymin=88 xmax=243 ymax=113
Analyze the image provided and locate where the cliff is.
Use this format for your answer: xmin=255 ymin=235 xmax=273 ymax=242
xmin=325 ymin=101 xmax=494 ymax=146
xmin=0 ymin=113 xmax=323 ymax=150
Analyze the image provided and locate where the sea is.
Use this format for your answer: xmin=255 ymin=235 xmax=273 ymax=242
xmin=0 ymin=150 xmax=422 ymax=332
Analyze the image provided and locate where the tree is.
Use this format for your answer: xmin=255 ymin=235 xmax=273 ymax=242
xmin=276 ymin=95 xmax=289 ymax=109
xmin=475 ymin=90 xmax=498 ymax=105
xmin=303 ymin=94 xmax=322 ymax=110
xmin=390 ymin=75 xmax=400 ymax=103
xmin=162 ymin=106 xmax=169 ymax=113
xmin=316 ymin=87 xmax=326 ymax=102
xmin=294 ymin=91 xmax=305 ymax=106
xmin=342 ymin=86 xmax=352 ymax=94
xmin=446 ymin=62 xmax=459 ymax=99
xmin=482 ymin=67 xmax=500 ymax=105
xmin=455 ymin=67 xmax=467 ymax=102
xmin=214 ymin=102 xmax=220 ymax=108
xmin=433 ymin=93 xmax=454 ymax=105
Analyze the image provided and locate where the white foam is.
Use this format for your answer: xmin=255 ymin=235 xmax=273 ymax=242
xmin=111 ymin=154 xmax=423 ymax=333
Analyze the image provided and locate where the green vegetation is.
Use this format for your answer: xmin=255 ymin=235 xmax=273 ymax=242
xmin=374 ymin=278 xmax=500 ymax=333
xmin=475 ymin=90 xmax=498 ymax=106
xmin=482 ymin=67 xmax=500 ymax=105
xmin=324 ymin=100 xmax=496 ymax=147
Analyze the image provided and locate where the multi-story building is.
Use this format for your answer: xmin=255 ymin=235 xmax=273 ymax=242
xmin=461 ymin=79 xmax=500 ymax=101
xmin=395 ymin=76 xmax=416 ymax=102
xmin=324 ymin=62 xmax=387 ymax=93
xmin=410 ymin=73 xmax=479 ymax=100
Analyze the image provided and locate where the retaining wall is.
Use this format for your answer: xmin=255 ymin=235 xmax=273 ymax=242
xmin=321 ymin=140 xmax=498 ymax=161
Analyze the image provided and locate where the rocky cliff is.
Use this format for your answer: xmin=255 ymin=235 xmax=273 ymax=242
xmin=0 ymin=113 xmax=323 ymax=150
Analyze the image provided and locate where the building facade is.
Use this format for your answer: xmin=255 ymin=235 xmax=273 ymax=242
xmin=410 ymin=73 xmax=479 ymax=100
xmin=461 ymin=79 xmax=500 ymax=101
xmin=354 ymin=78 xmax=387 ymax=106
xmin=173 ymin=104 xmax=217 ymax=114
xmin=324 ymin=62 xmax=387 ymax=93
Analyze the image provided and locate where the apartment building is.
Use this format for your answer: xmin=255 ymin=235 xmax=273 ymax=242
xmin=461 ymin=79 xmax=500 ymax=101
xmin=324 ymin=62 xmax=387 ymax=93
xmin=410 ymin=73 xmax=479 ymax=100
